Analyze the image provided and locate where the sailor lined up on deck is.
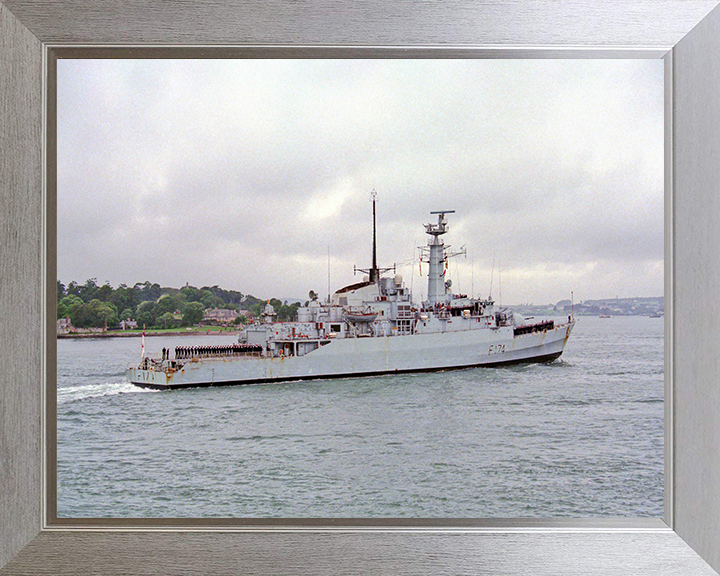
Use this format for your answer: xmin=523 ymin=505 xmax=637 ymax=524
xmin=173 ymin=344 xmax=262 ymax=359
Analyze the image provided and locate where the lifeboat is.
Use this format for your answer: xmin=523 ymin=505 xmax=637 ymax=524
xmin=343 ymin=311 xmax=378 ymax=323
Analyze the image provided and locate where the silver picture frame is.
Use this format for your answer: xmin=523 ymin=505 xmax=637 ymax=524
xmin=2 ymin=1 xmax=720 ymax=574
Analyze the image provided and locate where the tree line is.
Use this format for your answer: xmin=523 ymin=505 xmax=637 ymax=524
xmin=56 ymin=279 xmax=301 ymax=329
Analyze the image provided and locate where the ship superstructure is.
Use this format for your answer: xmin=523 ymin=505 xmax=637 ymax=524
xmin=128 ymin=197 xmax=575 ymax=389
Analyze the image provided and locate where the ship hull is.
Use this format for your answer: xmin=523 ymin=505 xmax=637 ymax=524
xmin=127 ymin=322 xmax=574 ymax=390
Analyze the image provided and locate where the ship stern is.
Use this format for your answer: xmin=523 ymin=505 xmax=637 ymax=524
xmin=126 ymin=366 xmax=169 ymax=389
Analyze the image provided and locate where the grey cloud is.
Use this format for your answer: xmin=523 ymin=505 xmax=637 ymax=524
xmin=57 ymin=59 xmax=663 ymax=303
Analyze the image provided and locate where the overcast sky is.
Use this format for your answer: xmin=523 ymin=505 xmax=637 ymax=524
xmin=57 ymin=59 xmax=663 ymax=305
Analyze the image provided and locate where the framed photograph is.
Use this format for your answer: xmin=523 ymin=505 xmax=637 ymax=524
xmin=2 ymin=2 xmax=720 ymax=574
xmin=52 ymin=55 xmax=665 ymax=523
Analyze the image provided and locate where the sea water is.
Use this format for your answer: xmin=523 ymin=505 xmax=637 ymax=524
xmin=56 ymin=315 xmax=663 ymax=518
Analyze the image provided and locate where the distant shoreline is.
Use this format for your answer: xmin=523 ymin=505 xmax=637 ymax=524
xmin=57 ymin=329 xmax=241 ymax=339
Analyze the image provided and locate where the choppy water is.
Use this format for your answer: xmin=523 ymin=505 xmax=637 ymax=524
xmin=57 ymin=316 xmax=664 ymax=518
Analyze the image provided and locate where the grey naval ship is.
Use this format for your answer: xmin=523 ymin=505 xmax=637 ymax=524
xmin=127 ymin=200 xmax=575 ymax=390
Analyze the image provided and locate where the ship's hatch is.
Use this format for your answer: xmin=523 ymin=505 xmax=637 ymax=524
xmin=295 ymin=340 xmax=321 ymax=357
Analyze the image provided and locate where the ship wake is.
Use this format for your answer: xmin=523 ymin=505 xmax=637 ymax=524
xmin=57 ymin=381 xmax=157 ymax=405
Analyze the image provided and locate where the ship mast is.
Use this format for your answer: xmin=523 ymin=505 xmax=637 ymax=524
xmin=354 ymin=190 xmax=394 ymax=283
xmin=370 ymin=190 xmax=379 ymax=282
xmin=424 ymin=211 xmax=453 ymax=305
xmin=421 ymin=210 xmax=465 ymax=305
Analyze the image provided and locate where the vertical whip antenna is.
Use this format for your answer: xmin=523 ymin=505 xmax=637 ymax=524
xmin=471 ymin=251 xmax=474 ymax=298
xmin=489 ymin=251 xmax=495 ymax=299
xmin=499 ymin=259 xmax=502 ymax=307
xmin=410 ymin=242 xmax=416 ymax=294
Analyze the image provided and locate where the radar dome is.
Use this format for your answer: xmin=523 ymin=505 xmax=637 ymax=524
xmin=394 ymin=273 xmax=403 ymax=286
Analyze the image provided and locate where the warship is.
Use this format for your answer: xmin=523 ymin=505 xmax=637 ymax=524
xmin=127 ymin=196 xmax=575 ymax=390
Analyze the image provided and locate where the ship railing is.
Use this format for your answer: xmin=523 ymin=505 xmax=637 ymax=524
xmin=140 ymin=357 xmax=162 ymax=370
